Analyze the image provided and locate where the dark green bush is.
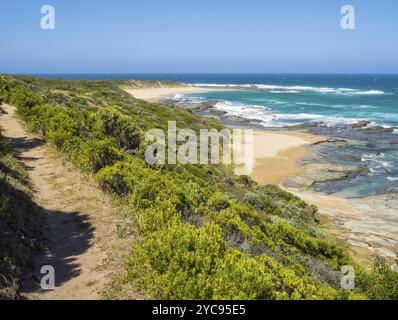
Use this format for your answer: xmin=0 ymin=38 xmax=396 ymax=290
xmin=73 ymin=139 xmax=125 ymax=173
xmin=9 ymin=87 xmax=43 ymax=112
xmin=243 ymin=192 xmax=265 ymax=210
xmin=0 ymin=133 xmax=10 ymax=156
xmin=89 ymin=107 xmax=141 ymax=151
xmin=357 ymin=257 xmax=398 ymax=300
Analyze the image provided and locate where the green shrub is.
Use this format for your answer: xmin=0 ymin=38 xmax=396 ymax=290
xmin=9 ymin=87 xmax=43 ymax=112
xmin=137 ymin=200 xmax=182 ymax=235
xmin=73 ymin=139 xmax=125 ymax=173
xmin=0 ymin=132 xmax=43 ymax=299
xmin=95 ymin=159 xmax=147 ymax=195
xmin=0 ymin=133 xmax=10 ymax=156
xmin=89 ymin=107 xmax=141 ymax=151
xmin=207 ymin=191 xmax=231 ymax=211
xmin=211 ymin=249 xmax=275 ymax=299
xmin=358 ymin=257 xmax=398 ymax=300
xmin=243 ymin=192 xmax=265 ymax=210
xmin=126 ymin=222 xmax=227 ymax=299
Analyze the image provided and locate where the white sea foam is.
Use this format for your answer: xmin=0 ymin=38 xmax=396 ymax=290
xmin=296 ymin=102 xmax=380 ymax=110
xmin=191 ymin=83 xmax=387 ymax=95
xmin=361 ymin=154 xmax=393 ymax=174
xmin=348 ymin=90 xmax=385 ymax=95
xmin=174 ymin=94 xmax=204 ymax=104
xmin=212 ymin=100 xmax=360 ymax=128
xmin=269 ymin=90 xmax=300 ymax=93
xmin=387 ymin=177 xmax=398 ymax=181
xmin=177 ymin=93 xmax=393 ymax=129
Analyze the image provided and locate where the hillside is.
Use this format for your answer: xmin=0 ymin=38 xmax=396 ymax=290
xmin=0 ymin=74 xmax=397 ymax=300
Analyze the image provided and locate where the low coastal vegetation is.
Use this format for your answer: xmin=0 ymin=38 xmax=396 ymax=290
xmin=0 ymin=74 xmax=397 ymax=300
xmin=0 ymin=122 xmax=43 ymax=299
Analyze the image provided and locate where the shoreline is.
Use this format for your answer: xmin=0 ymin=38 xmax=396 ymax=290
xmin=124 ymin=86 xmax=234 ymax=102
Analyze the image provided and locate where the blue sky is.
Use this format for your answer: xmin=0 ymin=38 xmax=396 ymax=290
xmin=0 ymin=0 xmax=397 ymax=73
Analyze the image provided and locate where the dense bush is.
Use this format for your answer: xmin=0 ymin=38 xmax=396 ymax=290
xmin=357 ymin=257 xmax=398 ymax=300
xmin=9 ymin=88 xmax=43 ymax=114
xmin=0 ymin=132 xmax=10 ymax=156
xmin=89 ymin=107 xmax=141 ymax=151
xmin=126 ymin=221 xmax=341 ymax=300
xmin=0 ymin=129 xmax=43 ymax=299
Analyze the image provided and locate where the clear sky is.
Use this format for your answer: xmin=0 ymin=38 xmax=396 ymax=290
xmin=0 ymin=0 xmax=397 ymax=74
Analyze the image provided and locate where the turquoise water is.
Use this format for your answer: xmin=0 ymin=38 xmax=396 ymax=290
xmin=177 ymin=74 xmax=398 ymax=128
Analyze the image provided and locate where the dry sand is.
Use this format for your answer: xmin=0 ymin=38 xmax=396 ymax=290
xmin=249 ymin=130 xmax=323 ymax=184
xmin=124 ymin=86 xmax=230 ymax=102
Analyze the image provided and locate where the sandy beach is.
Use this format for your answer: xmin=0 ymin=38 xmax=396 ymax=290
xmin=124 ymin=86 xmax=230 ymax=102
xmin=247 ymin=130 xmax=323 ymax=184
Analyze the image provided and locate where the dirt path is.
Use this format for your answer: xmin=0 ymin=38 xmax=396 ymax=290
xmin=0 ymin=104 xmax=135 ymax=300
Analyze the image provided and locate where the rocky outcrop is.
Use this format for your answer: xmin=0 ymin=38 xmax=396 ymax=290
xmin=311 ymin=138 xmax=347 ymax=146
xmin=350 ymin=120 xmax=371 ymax=129
xmin=284 ymin=163 xmax=370 ymax=189
xmin=288 ymin=122 xmax=325 ymax=129
xmin=360 ymin=126 xmax=394 ymax=134
xmin=189 ymin=101 xmax=218 ymax=112
xmin=224 ymin=115 xmax=252 ymax=124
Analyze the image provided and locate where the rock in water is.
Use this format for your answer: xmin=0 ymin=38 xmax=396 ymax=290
xmin=350 ymin=120 xmax=371 ymax=129
xmin=360 ymin=126 xmax=394 ymax=134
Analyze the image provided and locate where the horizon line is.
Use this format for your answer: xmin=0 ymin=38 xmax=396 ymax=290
xmin=7 ymin=72 xmax=398 ymax=76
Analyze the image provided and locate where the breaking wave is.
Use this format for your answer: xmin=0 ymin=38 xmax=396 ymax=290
xmin=192 ymin=83 xmax=387 ymax=96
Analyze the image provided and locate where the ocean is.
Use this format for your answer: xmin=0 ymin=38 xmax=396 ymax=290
xmin=32 ymin=73 xmax=398 ymax=197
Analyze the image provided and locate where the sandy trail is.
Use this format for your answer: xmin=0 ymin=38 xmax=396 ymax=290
xmin=0 ymin=104 xmax=134 ymax=300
